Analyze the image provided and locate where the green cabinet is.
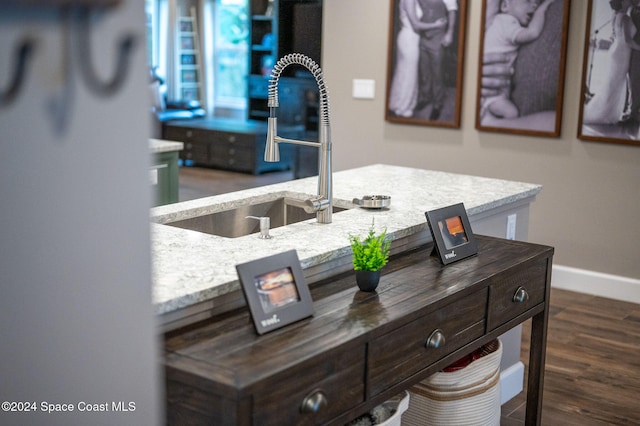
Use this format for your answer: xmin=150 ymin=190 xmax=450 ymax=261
xmin=150 ymin=140 xmax=183 ymax=206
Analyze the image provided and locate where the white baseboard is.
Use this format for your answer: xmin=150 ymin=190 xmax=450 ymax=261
xmin=500 ymin=361 xmax=524 ymax=405
xmin=552 ymin=265 xmax=640 ymax=304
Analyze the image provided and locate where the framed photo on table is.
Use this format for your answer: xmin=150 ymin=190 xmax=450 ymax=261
xmin=236 ymin=250 xmax=314 ymax=335
xmin=425 ymin=203 xmax=477 ymax=265
xmin=385 ymin=0 xmax=468 ymax=128
xmin=475 ymin=0 xmax=571 ymax=137
xmin=577 ymin=0 xmax=640 ymax=146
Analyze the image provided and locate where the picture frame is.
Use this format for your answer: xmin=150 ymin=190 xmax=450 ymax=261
xmin=425 ymin=203 xmax=477 ymax=265
xmin=181 ymin=88 xmax=199 ymax=101
xmin=180 ymin=54 xmax=196 ymax=65
xmin=181 ymin=69 xmax=197 ymax=83
xmin=475 ymin=0 xmax=571 ymax=137
xmin=577 ymin=0 xmax=640 ymax=146
xmin=180 ymin=36 xmax=194 ymax=50
xmin=236 ymin=250 xmax=314 ymax=335
xmin=385 ymin=0 xmax=468 ymax=128
xmin=179 ymin=20 xmax=193 ymax=32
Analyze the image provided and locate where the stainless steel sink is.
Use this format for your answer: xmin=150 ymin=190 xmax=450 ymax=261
xmin=165 ymin=197 xmax=350 ymax=238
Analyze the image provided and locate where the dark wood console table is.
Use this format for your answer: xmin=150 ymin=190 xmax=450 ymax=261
xmin=164 ymin=236 xmax=554 ymax=425
xmin=162 ymin=118 xmax=304 ymax=175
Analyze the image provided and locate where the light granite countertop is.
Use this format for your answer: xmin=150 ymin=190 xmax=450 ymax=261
xmin=150 ymin=164 xmax=541 ymax=320
xmin=149 ymin=138 xmax=183 ymax=154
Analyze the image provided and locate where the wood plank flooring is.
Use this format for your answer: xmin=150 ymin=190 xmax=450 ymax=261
xmin=178 ymin=166 xmax=640 ymax=425
xmin=177 ymin=166 xmax=293 ymax=202
xmin=501 ymin=289 xmax=640 ymax=425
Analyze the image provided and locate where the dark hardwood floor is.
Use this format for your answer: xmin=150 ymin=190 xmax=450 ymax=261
xmin=178 ymin=166 xmax=640 ymax=425
xmin=502 ymin=289 xmax=640 ymax=425
xmin=177 ymin=165 xmax=294 ymax=202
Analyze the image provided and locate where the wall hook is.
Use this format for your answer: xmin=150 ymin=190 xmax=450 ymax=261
xmin=75 ymin=7 xmax=137 ymax=97
xmin=0 ymin=37 xmax=36 ymax=108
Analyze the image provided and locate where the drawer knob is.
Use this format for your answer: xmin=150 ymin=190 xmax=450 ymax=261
xmin=513 ymin=286 xmax=530 ymax=303
xmin=425 ymin=329 xmax=446 ymax=349
xmin=300 ymin=389 xmax=327 ymax=414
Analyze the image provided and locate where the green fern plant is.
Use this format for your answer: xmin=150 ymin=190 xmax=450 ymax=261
xmin=348 ymin=222 xmax=391 ymax=272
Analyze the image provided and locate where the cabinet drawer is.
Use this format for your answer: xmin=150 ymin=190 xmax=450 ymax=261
xmin=253 ymin=346 xmax=365 ymax=425
xmin=164 ymin=126 xmax=210 ymax=143
xmin=210 ymin=145 xmax=254 ymax=172
xmin=487 ymin=258 xmax=548 ymax=330
xmin=181 ymin=141 xmax=209 ymax=164
xmin=163 ymin=127 xmax=190 ymax=142
xmin=368 ymin=289 xmax=487 ymax=396
xmin=214 ymin=131 xmax=256 ymax=149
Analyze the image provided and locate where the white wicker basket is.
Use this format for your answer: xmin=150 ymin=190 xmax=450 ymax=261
xmin=378 ymin=391 xmax=410 ymax=426
xmin=403 ymin=339 xmax=503 ymax=426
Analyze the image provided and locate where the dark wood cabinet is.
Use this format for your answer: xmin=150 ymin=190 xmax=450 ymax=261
xmin=247 ymin=0 xmax=322 ymax=126
xmin=162 ymin=118 xmax=303 ymax=174
xmin=164 ymin=236 xmax=554 ymax=425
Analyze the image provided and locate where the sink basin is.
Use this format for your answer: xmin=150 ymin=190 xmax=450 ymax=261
xmin=165 ymin=197 xmax=350 ymax=238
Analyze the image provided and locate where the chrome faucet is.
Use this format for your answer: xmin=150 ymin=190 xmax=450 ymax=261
xmin=264 ymin=53 xmax=332 ymax=224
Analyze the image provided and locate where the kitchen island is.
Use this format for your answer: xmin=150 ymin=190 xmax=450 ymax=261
xmin=152 ymin=163 xmax=544 ymax=418
xmin=150 ymin=164 xmax=541 ymax=329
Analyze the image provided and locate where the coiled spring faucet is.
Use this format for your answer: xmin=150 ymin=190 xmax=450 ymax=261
xmin=264 ymin=53 xmax=333 ymax=224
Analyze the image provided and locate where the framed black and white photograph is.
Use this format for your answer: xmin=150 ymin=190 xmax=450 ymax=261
xmin=385 ymin=0 xmax=468 ymax=128
xmin=425 ymin=203 xmax=478 ymax=265
xmin=578 ymin=0 xmax=640 ymax=146
xmin=236 ymin=250 xmax=314 ymax=335
xmin=476 ymin=0 xmax=571 ymax=137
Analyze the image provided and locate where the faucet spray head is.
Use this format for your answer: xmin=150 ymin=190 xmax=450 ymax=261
xmin=264 ymin=112 xmax=280 ymax=162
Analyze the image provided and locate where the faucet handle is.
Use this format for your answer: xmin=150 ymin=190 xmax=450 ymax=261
xmin=245 ymin=216 xmax=272 ymax=239
xmin=305 ymin=196 xmax=330 ymax=214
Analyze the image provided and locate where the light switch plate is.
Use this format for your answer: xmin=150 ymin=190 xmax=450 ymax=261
xmin=352 ymin=79 xmax=375 ymax=99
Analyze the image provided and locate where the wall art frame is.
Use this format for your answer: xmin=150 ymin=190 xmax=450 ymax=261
xmin=475 ymin=0 xmax=571 ymax=137
xmin=425 ymin=203 xmax=477 ymax=265
xmin=236 ymin=249 xmax=314 ymax=335
xmin=577 ymin=0 xmax=640 ymax=146
xmin=385 ymin=0 xmax=468 ymax=128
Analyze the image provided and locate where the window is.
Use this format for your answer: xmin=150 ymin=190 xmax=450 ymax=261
xmin=212 ymin=0 xmax=248 ymax=109
xmin=145 ymin=0 xmax=249 ymax=114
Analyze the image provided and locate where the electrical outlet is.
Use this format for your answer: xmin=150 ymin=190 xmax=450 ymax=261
xmin=506 ymin=214 xmax=517 ymax=240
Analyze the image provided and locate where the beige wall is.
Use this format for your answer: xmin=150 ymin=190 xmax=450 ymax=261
xmin=322 ymin=0 xmax=640 ymax=279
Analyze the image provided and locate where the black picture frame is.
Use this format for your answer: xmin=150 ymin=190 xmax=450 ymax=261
xmin=384 ymin=0 xmax=468 ymax=128
xmin=425 ymin=203 xmax=477 ymax=265
xmin=475 ymin=0 xmax=571 ymax=137
xmin=236 ymin=250 xmax=314 ymax=335
xmin=577 ymin=0 xmax=640 ymax=146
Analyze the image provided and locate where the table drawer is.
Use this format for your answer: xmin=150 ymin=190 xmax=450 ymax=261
xmin=214 ymin=131 xmax=256 ymax=149
xmin=487 ymin=258 xmax=548 ymax=330
xmin=368 ymin=288 xmax=487 ymax=396
xmin=253 ymin=346 xmax=365 ymax=425
xmin=164 ymin=126 xmax=210 ymax=143
xmin=181 ymin=141 xmax=209 ymax=163
xmin=209 ymin=146 xmax=254 ymax=172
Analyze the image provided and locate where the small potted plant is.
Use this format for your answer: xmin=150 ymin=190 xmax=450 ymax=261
xmin=348 ymin=221 xmax=391 ymax=292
